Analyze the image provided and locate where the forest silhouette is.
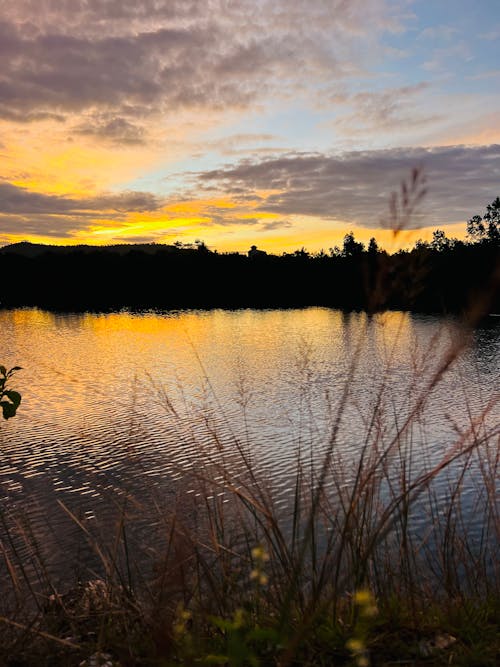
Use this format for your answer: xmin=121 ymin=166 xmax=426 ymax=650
xmin=0 ymin=198 xmax=498 ymax=315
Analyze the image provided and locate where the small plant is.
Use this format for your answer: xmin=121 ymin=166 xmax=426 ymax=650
xmin=0 ymin=364 xmax=22 ymax=419
xmin=346 ymin=589 xmax=378 ymax=667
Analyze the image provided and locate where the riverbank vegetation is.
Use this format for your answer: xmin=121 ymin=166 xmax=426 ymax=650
xmin=0 ymin=310 xmax=498 ymax=666
xmin=0 ymin=197 xmax=498 ymax=315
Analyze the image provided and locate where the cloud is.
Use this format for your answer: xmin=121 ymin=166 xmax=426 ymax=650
xmin=1 ymin=1 xmax=410 ymax=38
xmin=260 ymin=219 xmax=293 ymax=231
xmin=333 ymin=82 xmax=440 ymax=136
xmin=2 ymin=144 xmax=498 ymax=242
xmin=201 ymin=210 xmax=262 ymax=227
xmin=0 ymin=213 xmax=94 ymax=238
xmin=197 ymin=144 xmax=500 ymax=228
xmin=421 ymin=42 xmax=472 ymax=73
xmin=74 ymin=115 xmax=147 ymax=145
xmin=3 ymin=143 xmax=499 ymax=241
xmin=0 ymin=107 xmax=66 ymax=123
xmin=214 ymin=133 xmax=283 ymax=155
xmin=0 ymin=181 xmax=164 ymax=238
xmin=0 ymin=0 xmax=409 ymax=132
xmin=0 ymin=181 xmax=162 ymax=215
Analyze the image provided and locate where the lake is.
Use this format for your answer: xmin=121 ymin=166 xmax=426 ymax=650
xmin=0 ymin=307 xmax=498 ymax=586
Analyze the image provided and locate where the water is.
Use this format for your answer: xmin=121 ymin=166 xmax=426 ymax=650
xmin=0 ymin=307 xmax=498 ymax=586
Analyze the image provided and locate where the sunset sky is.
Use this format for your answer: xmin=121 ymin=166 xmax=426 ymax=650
xmin=1 ymin=0 xmax=499 ymax=253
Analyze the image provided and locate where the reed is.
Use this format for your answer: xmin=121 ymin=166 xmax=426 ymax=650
xmin=0 ymin=311 xmax=498 ymax=667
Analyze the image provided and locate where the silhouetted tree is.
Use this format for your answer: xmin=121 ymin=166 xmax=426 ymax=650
xmin=195 ymin=239 xmax=210 ymax=253
xmin=329 ymin=245 xmax=342 ymax=257
xmin=467 ymin=196 xmax=500 ymax=244
xmin=430 ymin=229 xmax=454 ymax=251
xmin=367 ymin=237 xmax=379 ymax=255
xmin=293 ymin=247 xmax=309 ymax=259
xmin=342 ymin=232 xmax=364 ymax=257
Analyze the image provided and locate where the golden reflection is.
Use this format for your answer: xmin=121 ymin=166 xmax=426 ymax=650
xmin=9 ymin=307 xmax=55 ymax=328
xmin=9 ymin=306 xmax=421 ymax=368
xmin=0 ymin=306 xmax=473 ymax=462
xmin=371 ymin=311 xmax=415 ymax=363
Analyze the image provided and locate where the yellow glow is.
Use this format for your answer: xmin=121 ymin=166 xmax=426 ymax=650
xmin=2 ymin=124 xmax=158 ymax=196
xmin=0 ymin=210 xmax=469 ymax=253
xmin=1 ymin=103 xmax=235 ymax=197
xmin=197 ymin=219 xmax=469 ymax=255
xmin=0 ymin=113 xmax=473 ymax=254
xmin=90 ymin=225 xmax=135 ymax=237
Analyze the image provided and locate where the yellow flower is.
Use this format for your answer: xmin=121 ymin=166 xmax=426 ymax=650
xmin=173 ymin=604 xmax=191 ymax=638
xmin=251 ymin=546 xmax=270 ymax=562
xmin=346 ymin=638 xmax=364 ymax=652
xmin=354 ymin=589 xmax=373 ymax=606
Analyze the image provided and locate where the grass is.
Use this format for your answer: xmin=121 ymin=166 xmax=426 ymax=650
xmin=0 ymin=310 xmax=498 ymax=667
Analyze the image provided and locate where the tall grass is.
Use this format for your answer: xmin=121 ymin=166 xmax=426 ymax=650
xmin=0 ymin=311 xmax=498 ymax=666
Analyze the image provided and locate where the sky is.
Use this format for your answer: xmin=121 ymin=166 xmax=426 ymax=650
xmin=1 ymin=0 xmax=499 ymax=253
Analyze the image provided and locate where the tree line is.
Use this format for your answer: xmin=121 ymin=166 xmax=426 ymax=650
xmin=0 ymin=197 xmax=498 ymax=316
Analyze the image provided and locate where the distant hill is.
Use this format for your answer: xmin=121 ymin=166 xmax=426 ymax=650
xmin=0 ymin=241 xmax=178 ymax=258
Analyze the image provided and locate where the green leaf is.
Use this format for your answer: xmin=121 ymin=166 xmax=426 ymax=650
xmin=209 ymin=616 xmax=235 ymax=632
xmin=0 ymin=366 xmax=6 ymax=377
xmin=5 ymin=391 xmax=21 ymax=409
xmin=7 ymin=366 xmax=22 ymax=375
xmin=1 ymin=400 xmax=18 ymax=419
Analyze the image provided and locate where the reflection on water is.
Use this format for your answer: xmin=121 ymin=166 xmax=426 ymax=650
xmin=0 ymin=307 xmax=498 ymax=584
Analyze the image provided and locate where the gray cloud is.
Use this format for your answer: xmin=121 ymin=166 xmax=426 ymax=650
xmin=74 ymin=115 xmax=147 ymax=145
xmin=0 ymin=213 xmax=100 ymax=237
xmin=198 ymin=144 xmax=500 ymax=228
xmin=333 ymin=82 xmax=441 ymax=136
xmin=0 ymin=181 xmax=162 ymax=216
xmin=202 ymin=209 xmax=262 ymax=227
xmin=0 ymin=1 xmax=407 ymax=40
xmin=0 ymin=106 xmax=66 ymax=123
xmin=260 ymin=219 xmax=293 ymax=231
xmin=2 ymin=144 xmax=498 ymax=239
xmin=0 ymin=181 xmax=164 ymax=238
xmin=0 ymin=1 xmax=407 ymax=133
